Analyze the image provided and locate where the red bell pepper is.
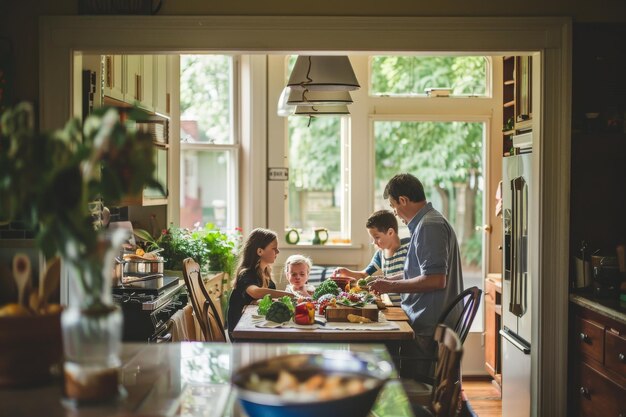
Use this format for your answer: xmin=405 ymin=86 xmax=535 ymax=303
xmin=294 ymin=301 xmax=315 ymax=325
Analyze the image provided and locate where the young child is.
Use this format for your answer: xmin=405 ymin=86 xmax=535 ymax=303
xmin=332 ymin=210 xmax=409 ymax=305
xmin=227 ymin=228 xmax=292 ymax=339
xmin=284 ymin=254 xmax=315 ymax=298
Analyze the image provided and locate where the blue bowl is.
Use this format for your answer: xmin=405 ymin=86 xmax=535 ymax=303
xmin=231 ymin=352 xmax=392 ymax=417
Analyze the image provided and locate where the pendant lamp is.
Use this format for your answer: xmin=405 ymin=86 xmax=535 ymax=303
xmin=294 ymin=105 xmax=350 ymax=116
xmin=287 ymin=56 xmax=360 ymax=91
xmin=287 ymin=89 xmax=353 ymax=106
xmin=277 ymin=87 xmax=295 ymax=117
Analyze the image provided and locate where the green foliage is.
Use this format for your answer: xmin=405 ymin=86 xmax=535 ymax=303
xmin=134 ymin=223 xmax=241 ymax=274
xmin=312 ymin=279 xmax=341 ymax=300
xmin=370 ymin=56 xmax=487 ymax=96
xmin=0 ymin=103 xmax=161 ymax=297
xmin=288 ymin=115 xmax=341 ymax=191
xmin=180 ymin=55 xmax=232 ymax=143
xmin=462 ymin=231 xmax=483 ymax=266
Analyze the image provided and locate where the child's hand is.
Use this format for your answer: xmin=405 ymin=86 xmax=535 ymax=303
xmin=332 ymin=267 xmax=350 ymax=277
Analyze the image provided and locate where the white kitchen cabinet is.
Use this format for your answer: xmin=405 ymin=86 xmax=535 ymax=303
xmin=153 ymin=55 xmax=169 ymax=115
xmin=103 ymin=55 xmax=124 ymax=101
xmin=124 ymin=55 xmax=141 ymax=106
xmin=141 ymin=55 xmax=154 ymax=112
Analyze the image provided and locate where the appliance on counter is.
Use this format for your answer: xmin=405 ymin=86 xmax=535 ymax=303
xmin=112 ymin=276 xmax=187 ymax=342
xmin=501 ymin=145 xmax=533 ymax=417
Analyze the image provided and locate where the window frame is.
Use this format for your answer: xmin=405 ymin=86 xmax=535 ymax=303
xmin=177 ymin=54 xmax=241 ymax=230
xmin=368 ymin=55 xmax=493 ymax=98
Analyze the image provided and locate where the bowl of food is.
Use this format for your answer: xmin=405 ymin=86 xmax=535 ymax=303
xmin=231 ymin=352 xmax=392 ymax=417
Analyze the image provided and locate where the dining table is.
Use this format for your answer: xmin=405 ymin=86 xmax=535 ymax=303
xmin=0 ymin=342 xmax=416 ymax=417
xmin=231 ymin=305 xmax=414 ymax=342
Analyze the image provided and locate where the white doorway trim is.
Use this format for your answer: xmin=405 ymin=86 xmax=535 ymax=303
xmin=40 ymin=16 xmax=571 ymax=416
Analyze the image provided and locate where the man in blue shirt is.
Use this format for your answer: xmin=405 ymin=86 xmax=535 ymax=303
xmin=370 ymin=173 xmax=464 ymax=379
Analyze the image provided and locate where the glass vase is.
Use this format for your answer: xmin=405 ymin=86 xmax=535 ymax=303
xmin=61 ymin=240 xmax=125 ymax=405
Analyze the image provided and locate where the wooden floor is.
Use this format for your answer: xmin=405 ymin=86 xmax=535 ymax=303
xmin=462 ymin=379 xmax=502 ymax=417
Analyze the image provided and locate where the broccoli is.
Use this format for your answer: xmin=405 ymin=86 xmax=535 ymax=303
xmin=266 ymin=301 xmax=292 ymax=323
xmin=313 ymin=279 xmax=341 ymax=300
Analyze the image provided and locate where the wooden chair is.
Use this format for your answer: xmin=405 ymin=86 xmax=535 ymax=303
xmin=182 ymin=258 xmax=227 ymax=342
xmin=438 ymin=286 xmax=482 ymax=345
xmin=408 ymin=324 xmax=464 ymax=417
xmin=403 ymin=287 xmax=482 ymax=408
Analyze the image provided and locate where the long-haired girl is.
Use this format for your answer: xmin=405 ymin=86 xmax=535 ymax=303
xmin=226 ymin=228 xmax=291 ymax=339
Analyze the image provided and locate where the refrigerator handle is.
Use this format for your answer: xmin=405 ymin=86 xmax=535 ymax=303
xmin=510 ymin=177 xmax=526 ymax=317
xmin=500 ymin=328 xmax=531 ymax=354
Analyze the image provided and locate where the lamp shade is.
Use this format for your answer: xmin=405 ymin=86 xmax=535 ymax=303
xmin=294 ymin=105 xmax=350 ymax=116
xmin=287 ymin=89 xmax=353 ymax=106
xmin=287 ymin=56 xmax=360 ymax=91
xmin=277 ymin=87 xmax=295 ymax=117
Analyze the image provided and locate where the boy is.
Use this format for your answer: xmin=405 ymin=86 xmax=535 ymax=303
xmin=332 ymin=210 xmax=409 ymax=305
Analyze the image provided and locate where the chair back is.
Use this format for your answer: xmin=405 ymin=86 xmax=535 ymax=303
xmin=430 ymin=324 xmax=463 ymax=417
xmin=182 ymin=258 xmax=227 ymax=342
xmin=437 ymin=286 xmax=482 ymax=344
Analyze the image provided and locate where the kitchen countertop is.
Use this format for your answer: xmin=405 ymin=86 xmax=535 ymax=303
xmin=0 ymin=342 xmax=414 ymax=417
xmin=569 ymin=291 xmax=626 ymax=325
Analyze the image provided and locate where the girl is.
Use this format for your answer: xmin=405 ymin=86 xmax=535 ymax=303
xmin=284 ymin=254 xmax=315 ymax=298
xmin=226 ymin=228 xmax=292 ymax=339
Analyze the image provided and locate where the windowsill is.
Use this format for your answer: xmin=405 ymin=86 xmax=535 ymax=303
xmin=281 ymin=243 xmax=363 ymax=250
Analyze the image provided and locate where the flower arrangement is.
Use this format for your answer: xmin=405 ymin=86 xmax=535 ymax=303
xmin=134 ymin=223 xmax=242 ymax=276
xmin=0 ymin=103 xmax=162 ymax=301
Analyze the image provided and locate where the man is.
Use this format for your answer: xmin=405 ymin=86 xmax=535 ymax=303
xmin=369 ymin=173 xmax=464 ymax=379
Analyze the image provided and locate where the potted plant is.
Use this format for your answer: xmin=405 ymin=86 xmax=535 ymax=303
xmin=134 ymin=223 xmax=241 ymax=278
xmin=0 ymin=103 xmax=161 ymax=397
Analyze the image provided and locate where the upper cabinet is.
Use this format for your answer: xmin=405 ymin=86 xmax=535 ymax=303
xmin=502 ymin=56 xmax=533 ymax=156
xmin=104 ymin=55 xmax=124 ymax=102
xmin=102 ymin=54 xmax=171 ymax=116
xmin=153 ymin=55 xmax=170 ymax=115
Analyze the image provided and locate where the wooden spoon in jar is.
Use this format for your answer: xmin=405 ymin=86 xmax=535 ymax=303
xmin=12 ymin=253 xmax=31 ymax=306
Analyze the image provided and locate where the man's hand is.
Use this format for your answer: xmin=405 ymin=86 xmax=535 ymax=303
xmin=368 ymin=278 xmax=395 ymax=294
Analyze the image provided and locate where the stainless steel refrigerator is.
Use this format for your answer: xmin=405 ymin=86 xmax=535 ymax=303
xmin=501 ymin=151 xmax=532 ymax=417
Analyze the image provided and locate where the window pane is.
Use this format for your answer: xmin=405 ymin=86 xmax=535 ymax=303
xmin=373 ymin=120 xmax=484 ymax=324
xmin=370 ymin=56 xmax=487 ymax=96
xmin=287 ymin=116 xmax=344 ymax=241
xmin=180 ymin=55 xmax=233 ymax=144
xmin=180 ymin=149 xmax=235 ymax=229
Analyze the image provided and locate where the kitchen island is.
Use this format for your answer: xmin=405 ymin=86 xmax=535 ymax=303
xmin=0 ymin=342 xmax=415 ymax=417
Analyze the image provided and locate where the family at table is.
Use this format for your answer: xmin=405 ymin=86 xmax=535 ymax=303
xmin=226 ymin=173 xmax=465 ymax=380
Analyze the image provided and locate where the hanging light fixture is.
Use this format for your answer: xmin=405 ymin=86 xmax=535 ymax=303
xmin=294 ymin=105 xmax=350 ymax=116
xmin=287 ymin=89 xmax=353 ymax=106
xmin=276 ymin=87 xmax=295 ymax=117
xmin=287 ymin=56 xmax=360 ymax=91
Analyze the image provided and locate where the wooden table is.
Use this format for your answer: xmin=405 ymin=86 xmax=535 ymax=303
xmin=232 ymin=305 xmax=414 ymax=342
xmin=0 ymin=343 xmax=416 ymax=417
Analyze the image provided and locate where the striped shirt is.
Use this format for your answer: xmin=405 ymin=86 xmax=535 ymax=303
xmin=365 ymin=237 xmax=410 ymax=305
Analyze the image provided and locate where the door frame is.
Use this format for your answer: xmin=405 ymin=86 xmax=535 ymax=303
xmin=39 ymin=16 xmax=571 ymax=416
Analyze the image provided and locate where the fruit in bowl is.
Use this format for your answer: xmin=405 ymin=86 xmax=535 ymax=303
xmin=231 ymin=352 xmax=392 ymax=417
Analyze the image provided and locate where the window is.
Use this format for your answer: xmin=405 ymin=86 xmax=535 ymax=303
xmin=370 ymin=56 xmax=488 ymax=96
xmin=373 ymin=120 xmax=485 ymax=320
xmin=287 ymin=115 xmax=349 ymax=241
xmin=179 ymin=55 xmax=238 ymax=229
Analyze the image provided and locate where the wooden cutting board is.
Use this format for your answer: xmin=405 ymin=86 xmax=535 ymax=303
xmin=325 ymin=305 xmax=379 ymax=322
